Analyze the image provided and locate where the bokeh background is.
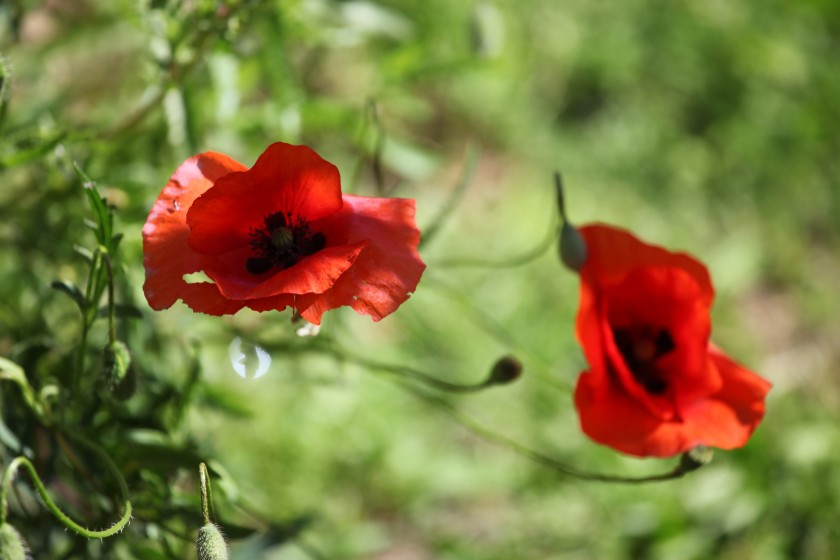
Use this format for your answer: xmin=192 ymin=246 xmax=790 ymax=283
xmin=2 ymin=0 xmax=840 ymax=558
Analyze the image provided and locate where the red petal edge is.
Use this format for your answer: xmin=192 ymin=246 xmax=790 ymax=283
xmin=579 ymin=224 xmax=714 ymax=307
xmin=574 ymin=344 xmax=771 ymax=458
xmin=142 ymin=152 xmax=252 ymax=315
xmin=186 ymin=142 xmax=343 ymax=255
xmin=294 ymin=194 xmax=426 ymax=324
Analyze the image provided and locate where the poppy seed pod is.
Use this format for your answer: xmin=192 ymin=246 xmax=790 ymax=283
xmin=0 ymin=523 xmax=30 ymax=560
xmin=196 ymin=523 xmax=229 ymax=560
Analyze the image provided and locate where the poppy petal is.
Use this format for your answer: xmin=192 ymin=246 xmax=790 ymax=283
xmin=572 ymin=223 xmax=770 ymax=457
xmin=297 ymin=195 xmax=425 ymax=324
xmin=202 ymin=241 xmax=368 ymax=300
xmin=574 ymin=369 xmax=688 ymax=457
xmin=574 ymin=345 xmax=770 ymax=457
xmin=143 ymin=152 xmax=247 ymax=313
xmin=186 ymin=143 xmax=342 ymax=255
xmin=579 ymin=224 xmax=714 ymax=307
xmin=686 ymin=345 xmax=771 ymax=448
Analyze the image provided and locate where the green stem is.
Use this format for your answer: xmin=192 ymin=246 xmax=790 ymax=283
xmin=315 ymin=343 xmax=493 ymax=394
xmin=0 ymin=357 xmax=46 ymax=422
xmin=403 ymin=384 xmax=689 ymax=483
xmin=554 ymin=171 xmax=568 ymax=223
xmin=256 ymin=340 xmax=692 ymax=482
xmin=419 ymin=144 xmax=480 ymax=249
xmin=426 ymin=171 xmax=558 ymax=269
xmin=73 ymin=249 xmax=101 ymax=398
xmin=0 ymin=435 xmax=132 ymax=537
xmin=103 ymin=252 xmax=116 ymax=344
xmin=198 ymin=462 xmax=215 ymax=525
xmin=305 ymin=342 xmax=690 ymax=483
xmin=427 ymin=213 xmax=556 ymax=269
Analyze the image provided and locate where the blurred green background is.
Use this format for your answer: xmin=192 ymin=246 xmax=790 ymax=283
xmin=2 ymin=0 xmax=840 ymax=558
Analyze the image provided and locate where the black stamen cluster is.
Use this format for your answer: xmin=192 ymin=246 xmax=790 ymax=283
xmin=246 ymin=211 xmax=326 ymax=275
xmin=612 ymin=327 xmax=676 ymax=395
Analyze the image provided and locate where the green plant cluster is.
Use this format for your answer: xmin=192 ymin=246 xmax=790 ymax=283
xmin=1 ymin=0 xmax=840 ymax=558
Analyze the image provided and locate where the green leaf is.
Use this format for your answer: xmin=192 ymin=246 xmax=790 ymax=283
xmin=50 ymin=280 xmax=86 ymax=312
xmin=111 ymin=232 xmax=124 ymax=251
xmin=74 ymin=162 xmax=113 ymax=248
xmin=0 ymin=130 xmax=66 ymax=169
xmin=121 ymin=440 xmax=206 ymax=473
xmin=0 ymin=357 xmax=43 ymax=418
xmin=97 ymin=303 xmax=144 ymax=320
xmin=73 ymin=244 xmax=94 ymax=262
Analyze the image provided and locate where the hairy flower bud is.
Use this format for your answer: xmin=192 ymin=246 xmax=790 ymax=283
xmin=102 ymin=340 xmax=134 ymax=399
xmin=196 ymin=523 xmax=229 ymax=560
xmin=0 ymin=523 xmax=30 ymax=560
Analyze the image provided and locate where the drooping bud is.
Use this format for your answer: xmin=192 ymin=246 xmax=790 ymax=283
xmin=678 ymin=445 xmax=714 ymax=473
xmin=560 ymin=222 xmax=587 ymax=272
xmin=554 ymin=172 xmax=587 ymax=272
xmin=196 ymin=523 xmax=230 ymax=560
xmin=102 ymin=340 xmax=133 ymax=398
xmin=487 ymin=355 xmax=523 ymax=385
xmin=0 ymin=523 xmax=30 ymax=560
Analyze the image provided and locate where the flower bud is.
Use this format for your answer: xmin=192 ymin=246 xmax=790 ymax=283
xmin=0 ymin=523 xmax=30 ymax=560
xmin=560 ymin=222 xmax=587 ymax=272
xmin=102 ymin=340 xmax=133 ymax=398
xmin=487 ymin=355 xmax=523 ymax=385
xmin=196 ymin=523 xmax=230 ymax=560
xmin=678 ymin=445 xmax=714 ymax=473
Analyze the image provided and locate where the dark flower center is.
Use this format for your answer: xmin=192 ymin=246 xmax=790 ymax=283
xmin=612 ymin=327 xmax=676 ymax=395
xmin=246 ymin=211 xmax=326 ymax=275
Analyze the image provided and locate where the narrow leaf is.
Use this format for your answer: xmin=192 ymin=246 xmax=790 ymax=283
xmin=50 ymin=279 xmax=86 ymax=311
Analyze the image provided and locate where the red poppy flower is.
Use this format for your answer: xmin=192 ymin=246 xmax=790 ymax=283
xmin=572 ymin=224 xmax=771 ymax=457
xmin=142 ymin=142 xmax=425 ymax=324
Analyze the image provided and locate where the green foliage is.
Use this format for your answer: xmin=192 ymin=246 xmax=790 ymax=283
xmin=1 ymin=0 xmax=839 ymax=559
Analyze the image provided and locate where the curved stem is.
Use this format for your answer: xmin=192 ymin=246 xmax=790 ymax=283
xmin=258 ymin=340 xmax=693 ymax=482
xmin=428 ymin=211 xmax=556 ymax=269
xmin=420 ymin=277 xmax=572 ymax=393
xmin=554 ymin=171 xmax=568 ymax=223
xmin=314 ymin=342 xmax=493 ymax=394
xmin=0 ymin=435 xmax=132 ymax=537
xmin=403 ymin=384 xmax=689 ymax=483
xmin=419 ymin=144 xmax=480 ymax=249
